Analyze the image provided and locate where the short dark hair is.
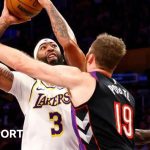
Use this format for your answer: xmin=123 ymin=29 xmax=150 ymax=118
xmin=90 ymin=33 xmax=126 ymax=72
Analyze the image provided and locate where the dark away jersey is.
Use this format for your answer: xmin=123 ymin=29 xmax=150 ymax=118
xmin=76 ymin=71 xmax=135 ymax=150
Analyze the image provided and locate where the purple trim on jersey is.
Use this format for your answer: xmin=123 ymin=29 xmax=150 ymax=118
xmin=90 ymin=71 xmax=98 ymax=80
xmin=71 ymin=105 xmax=86 ymax=150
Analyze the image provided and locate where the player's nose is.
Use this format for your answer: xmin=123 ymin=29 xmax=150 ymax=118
xmin=46 ymin=47 xmax=56 ymax=56
xmin=46 ymin=45 xmax=54 ymax=52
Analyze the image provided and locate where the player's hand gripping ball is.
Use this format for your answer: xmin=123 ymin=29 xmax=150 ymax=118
xmin=6 ymin=0 xmax=42 ymax=20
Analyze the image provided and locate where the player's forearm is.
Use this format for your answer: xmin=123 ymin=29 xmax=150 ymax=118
xmin=41 ymin=1 xmax=86 ymax=71
xmin=0 ymin=44 xmax=55 ymax=85
xmin=63 ymin=41 xmax=86 ymax=71
xmin=0 ymin=17 xmax=10 ymax=38
xmin=43 ymin=1 xmax=77 ymax=47
xmin=0 ymin=44 xmax=30 ymax=71
xmin=135 ymin=129 xmax=150 ymax=145
xmin=0 ymin=43 xmax=82 ymax=90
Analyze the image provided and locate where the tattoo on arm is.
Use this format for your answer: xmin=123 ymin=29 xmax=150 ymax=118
xmin=0 ymin=67 xmax=13 ymax=82
xmin=48 ymin=5 xmax=69 ymax=39
xmin=0 ymin=21 xmax=8 ymax=38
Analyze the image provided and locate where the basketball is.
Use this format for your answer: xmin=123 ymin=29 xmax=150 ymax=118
xmin=6 ymin=0 xmax=42 ymax=20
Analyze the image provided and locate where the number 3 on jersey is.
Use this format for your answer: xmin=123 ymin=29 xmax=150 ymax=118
xmin=114 ymin=102 xmax=134 ymax=139
xmin=49 ymin=112 xmax=63 ymax=137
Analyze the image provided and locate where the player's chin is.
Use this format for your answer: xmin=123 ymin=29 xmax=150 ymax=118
xmin=47 ymin=58 xmax=58 ymax=65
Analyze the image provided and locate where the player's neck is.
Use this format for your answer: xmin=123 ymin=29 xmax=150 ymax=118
xmin=91 ymin=68 xmax=112 ymax=78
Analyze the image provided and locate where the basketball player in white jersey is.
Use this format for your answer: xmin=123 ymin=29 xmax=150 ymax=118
xmin=0 ymin=0 xmax=85 ymax=149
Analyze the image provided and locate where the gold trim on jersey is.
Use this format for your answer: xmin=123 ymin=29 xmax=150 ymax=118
xmin=29 ymin=80 xmax=38 ymax=102
xmin=29 ymin=80 xmax=56 ymax=102
xmin=41 ymin=81 xmax=64 ymax=90
xmin=41 ymin=81 xmax=55 ymax=88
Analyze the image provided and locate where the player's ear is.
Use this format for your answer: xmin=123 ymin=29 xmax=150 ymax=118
xmin=86 ymin=53 xmax=95 ymax=65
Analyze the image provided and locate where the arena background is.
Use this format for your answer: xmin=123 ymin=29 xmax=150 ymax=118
xmin=0 ymin=0 xmax=150 ymax=149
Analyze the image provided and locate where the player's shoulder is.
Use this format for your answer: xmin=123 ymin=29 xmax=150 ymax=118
xmin=73 ymin=71 xmax=96 ymax=90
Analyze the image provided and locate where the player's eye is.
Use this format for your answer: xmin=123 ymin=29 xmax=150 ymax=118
xmin=41 ymin=46 xmax=46 ymax=50
xmin=52 ymin=44 xmax=57 ymax=48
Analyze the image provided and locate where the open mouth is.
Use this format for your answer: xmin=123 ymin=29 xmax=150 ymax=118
xmin=46 ymin=53 xmax=58 ymax=63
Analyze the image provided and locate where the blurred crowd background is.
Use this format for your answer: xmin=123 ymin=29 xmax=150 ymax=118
xmin=0 ymin=0 xmax=150 ymax=149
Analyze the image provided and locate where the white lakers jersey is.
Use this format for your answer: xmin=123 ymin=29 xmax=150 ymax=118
xmin=9 ymin=72 xmax=81 ymax=150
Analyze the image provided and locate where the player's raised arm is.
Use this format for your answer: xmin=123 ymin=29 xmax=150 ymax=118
xmin=0 ymin=0 xmax=12 ymax=38
xmin=0 ymin=0 xmax=28 ymax=38
xmin=0 ymin=17 xmax=9 ymax=38
xmin=0 ymin=43 xmax=83 ymax=88
xmin=38 ymin=0 xmax=86 ymax=71
xmin=0 ymin=0 xmax=26 ymax=92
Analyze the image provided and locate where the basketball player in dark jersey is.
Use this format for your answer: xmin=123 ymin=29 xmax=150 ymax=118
xmin=0 ymin=33 xmax=135 ymax=150
xmin=76 ymin=72 xmax=135 ymax=150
